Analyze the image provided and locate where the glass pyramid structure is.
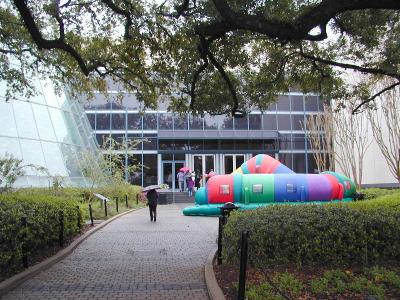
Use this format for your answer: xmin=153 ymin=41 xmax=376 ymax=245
xmin=0 ymin=80 xmax=99 ymax=187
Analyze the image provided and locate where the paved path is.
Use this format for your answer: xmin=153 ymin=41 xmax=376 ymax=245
xmin=3 ymin=204 xmax=218 ymax=300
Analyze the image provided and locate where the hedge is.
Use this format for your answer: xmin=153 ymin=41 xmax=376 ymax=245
xmin=223 ymin=193 xmax=400 ymax=268
xmin=0 ymin=194 xmax=82 ymax=280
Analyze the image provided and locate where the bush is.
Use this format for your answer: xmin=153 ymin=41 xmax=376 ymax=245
xmin=360 ymin=188 xmax=399 ymax=200
xmin=223 ymin=194 xmax=400 ymax=268
xmin=0 ymin=194 xmax=82 ymax=280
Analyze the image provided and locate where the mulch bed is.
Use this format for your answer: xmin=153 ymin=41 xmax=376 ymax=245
xmin=214 ymin=261 xmax=400 ymax=300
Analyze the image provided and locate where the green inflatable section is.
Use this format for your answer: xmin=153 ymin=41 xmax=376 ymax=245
xmin=242 ymin=174 xmax=274 ymax=203
xmin=182 ymin=198 xmax=353 ymax=216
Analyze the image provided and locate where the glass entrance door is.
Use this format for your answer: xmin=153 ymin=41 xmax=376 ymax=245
xmin=193 ymin=155 xmax=215 ymax=186
xmin=162 ymin=161 xmax=184 ymax=190
xmin=224 ymin=154 xmax=245 ymax=174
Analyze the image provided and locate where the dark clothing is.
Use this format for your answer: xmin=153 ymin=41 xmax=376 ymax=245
xmin=195 ymin=175 xmax=201 ymax=189
xmin=149 ymin=204 xmax=157 ymax=222
xmin=147 ymin=189 xmax=158 ymax=222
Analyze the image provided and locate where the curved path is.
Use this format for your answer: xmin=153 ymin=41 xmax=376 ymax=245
xmin=3 ymin=204 xmax=218 ymax=300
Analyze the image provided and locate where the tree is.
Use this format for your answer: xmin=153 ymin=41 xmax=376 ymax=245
xmin=305 ymin=101 xmax=371 ymax=189
xmin=1 ymin=1 xmax=400 ymax=115
xmin=304 ymin=106 xmax=335 ymax=173
xmin=367 ymin=79 xmax=400 ymax=183
xmin=0 ymin=152 xmax=48 ymax=190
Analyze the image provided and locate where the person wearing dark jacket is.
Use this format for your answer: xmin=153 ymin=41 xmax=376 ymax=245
xmin=146 ymin=189 xmax=158 ymax=222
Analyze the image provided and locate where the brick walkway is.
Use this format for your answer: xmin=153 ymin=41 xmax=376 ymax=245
xmin=3 ymin=204 xmax=218 ymax=300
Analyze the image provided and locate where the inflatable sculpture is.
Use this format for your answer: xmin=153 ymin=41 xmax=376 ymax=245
xmin=183 ymin=154 xmax=356 ymax=216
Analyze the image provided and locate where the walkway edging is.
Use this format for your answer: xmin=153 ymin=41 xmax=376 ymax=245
xmin=204 ymin=246 xmax=226 ymax=300
xmin=0 ymin=208 xmax=140 ymax=297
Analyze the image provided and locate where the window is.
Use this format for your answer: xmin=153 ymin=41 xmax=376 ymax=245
xmin=249 ymin=114 xmax=261 ymax=130
xmin=277 ymin=95 xmax=290 ymax=111
xmin=127 ymin=113 xmax=142 ymax=130
xmin=96 ymin=113 xmax=111 ymax=130
xmin=286 ymin=183 xmax=297 ymax=193
xmin=111 ymin=113 xmax=125 ymax=130
xmin=252 ymin=184 xmax=263 ymax=193
xmin=293 ymin=153 xmax=306 ymax=173
xmin=159 ymin=113 xmax=173 ymax=130
xmin=143 ymin=113 xmax=157 ymax=130
xmin=220 ymin=185 xmax=230 ymax=195
xmin=291 ymin=96 xmax=304 ymax=111
xmin=277 ymin=114 xmax=291 ymax=130
xmin=262 ymin=114 xmax=277 ymax=130
xmin=174 ymin=114 xmax=188 ymax=130
xmin=189 ymin=115 xmax=203 ymax=130
xmin=291 ymin=115 xmax=305 ymax=131
xmin=234 ymin=115 xmax=248 ymax=130
xmin=304 ymin=96 xmax=318 ymax=111
xmin=87 ymin=113 xmax=96 ymax=130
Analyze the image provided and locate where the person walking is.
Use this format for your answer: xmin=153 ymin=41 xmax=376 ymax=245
xmin=187 ymin=176 xmax=194 ymax=197
xmin=177 ymin=170 xmax=185 ymax=192
xmin=146 ymin=188 xmax=158 ymax=222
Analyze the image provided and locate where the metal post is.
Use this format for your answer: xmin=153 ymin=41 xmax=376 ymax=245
xmin=21 ymin=216 xmax=28 ymax=268
xmin=89 ymin=204 xmax=94 ymax=226
xmin=76 ymin=206 xmax=81 ymax=231
xmin=125 ymin=194 xmax=128 ymax=208
xmin=59 ymin=211 xmax=64 ymax=248
xmin=136 ymin=193 xmax=139 ymax=205
xmin=237 ymin=231 xmax=250 ymax=300
xmin=104 ymin=200 xmax=108 ymax=217
xmin=217 ymin=216 xmax=223 ymax=265
xmin=116 ymin=197 xmax=119 ymax=212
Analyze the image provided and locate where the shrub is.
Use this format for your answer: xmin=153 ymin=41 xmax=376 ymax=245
xmin=0 ymin=194 xmax=82 ymax=280
xmin=360 ymin=188 xmax=399 ymax=200
xmin=223 ymin=195 xmax=400 ymax=268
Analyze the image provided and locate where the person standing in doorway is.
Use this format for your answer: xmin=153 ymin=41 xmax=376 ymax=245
xmin=195 ymin=172 xmax=201 ymax=190
xmin=146 ymin=188 xmax=158 ymax=222
xmin=177 ymin=170 xmax=185 ymax=192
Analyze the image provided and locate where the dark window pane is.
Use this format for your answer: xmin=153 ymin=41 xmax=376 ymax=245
xmin=143 ymin=154 xmax=158 ymax=185
xmin=277 ymin=95 xmax=290 ymax=111
xmin=111 ymin=134 xmax=125 ymax=144
xmin=249 ymin=115 xmax=261 ymax=130
xmin=262 ymin=114 xmax=277 ymax=130
xmin=189 ymin=115 xmax=203 ymax=130
xmin=234 ymin=116 xmax=248 ymax=130
xmin=128 ymin=154 xmax=142 ymax=185
xmin=92 ymin=93 xmax=112 ymax=109
xmin=292 ymin=136 xmax=305 ymax=149
xmin=307 ymin=153 xmax=319 ymax=173
xmin=235 ymin=139 xmax=248 ymax=150
xmin=279 ymin=153 xmax=293 ymax=169
xmin=96 ymin=113 xmax=110 ymax=130
xmin=159 ymin=139 xmax=174 ymax=150
xmin=291 ymin=96 xmax=304 ymax=111
xmin=127 ymin=134 xmax=142 ymax=150
xmin=174 ymin=153 xmax=185 ymax=160
xmin=96 ymin=134 xmax=110 ymax=147
xmin=224 ymin=156 xmax=233 ymax=174
xmin=267 ymin=103 xmax=276 ymax=111
xmin=292 ymin=115 xmax=305 ymax=131
xmin=204 ymin=140 xmax=218 ymax=150
xmin=111 ymin=100 xmax=124 ymax=110
xmin=174 ymin=114 xmax=188 ymax=130
xmin=127 ymin=113 xmax=142 ymax=130
xmin=279 ymin=134 xmax=292 ymax=150
xmin=305 ymin=96 xmax=318 ymax=111
xmin=265 ymin=140 xmax=276 ymax=151
xmin=293 ymin=153 xmax=306 ymax=173
xmin=189 ymin=140 xmax=203 ymax=150
xmin=159 ymin=113 xmax=173 ymax=130
xmin=249 ymin=139 xmax=263 ymax=150
xmin=87 ymin=114 xmax=95 ymax=130
xmin=111 ymin=113 xmax=126 ymax=130
xmin=277 ymin=114 xmax=291 ymax=130
xmin=221 ymin=140 xmax=235 ymax=150
xmin=143 ymin=113 xmax=157 ymax=130
xmin=318 ymin=97 xmax=325 ymax=111
xmin=143 ymin=138 xmax=157 ymax=150
xmin=174 ymin=140 xmax=189 ymax=150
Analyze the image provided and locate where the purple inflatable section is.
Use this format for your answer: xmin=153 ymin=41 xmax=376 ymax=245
xmin=307 ymin=174 xmax=332 ymax=201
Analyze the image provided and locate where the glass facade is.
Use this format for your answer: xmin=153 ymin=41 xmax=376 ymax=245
xmin=0 ymin=80 xmax=99 ymax=187
xmin=80 ymin=89 xmax=324 ymax=188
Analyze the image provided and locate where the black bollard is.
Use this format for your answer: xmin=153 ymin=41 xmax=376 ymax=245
xmin=136 ymin=193 xmax=139 ymax=205
xmin=59 ymin=211 xmax=64 ymax=248
xmin=21 ymin=216 xmax=28 ymax=268
xmin=217 ymin=216 xmax=223 ymax=265
xmin=104 ymin=200 xmax=108 ymax=217
xmin=89 ymin=204 xmax=94 ymax=226
xmin=237 ymin=231 xmax=250 ymax=300
xmin=116 ymin=197 xmax=119 ymax=213
xmin=125 ymin=194 xmax=128 ymax=208
xmin=76 ymin=205 xmax=81 ymax=230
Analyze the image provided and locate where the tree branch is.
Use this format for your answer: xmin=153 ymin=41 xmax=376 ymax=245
xmin=352 ymin=81 xmax=400 ymax=114
xmin=13 ymin=0 xmax=92 ymax=75
xmin=100 ymin=0 xmax=133 ymax=39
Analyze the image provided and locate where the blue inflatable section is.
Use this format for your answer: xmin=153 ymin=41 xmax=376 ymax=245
xmin=273 ymin=174 xmax=309 ymax=202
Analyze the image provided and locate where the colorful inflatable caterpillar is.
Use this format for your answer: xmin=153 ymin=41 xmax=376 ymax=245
xmin=183 ymin=154 xmax=356 ymax=216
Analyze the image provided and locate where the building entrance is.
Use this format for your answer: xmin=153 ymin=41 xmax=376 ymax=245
xmin=161 ymin=161 xmax=185 ymax=190
xmin=192 ymin=155 xmax=215 ymax=185
xmin=223 ymin=154 xmax=245 ymax=174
